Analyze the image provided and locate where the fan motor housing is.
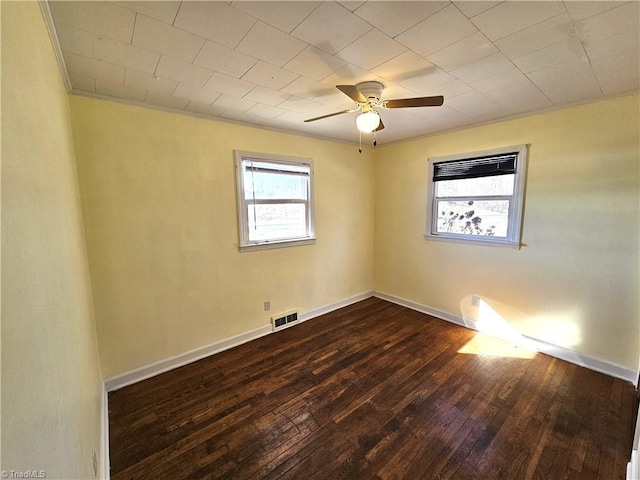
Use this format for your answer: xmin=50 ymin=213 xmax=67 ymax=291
xmin=356 ymin=81 xmax=384 ymax=103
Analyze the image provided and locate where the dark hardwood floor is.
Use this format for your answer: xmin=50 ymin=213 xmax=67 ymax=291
xmin=108 ymin=297 xmax=636 ymax=479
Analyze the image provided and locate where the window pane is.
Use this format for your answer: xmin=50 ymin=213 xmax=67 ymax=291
xmin=244 ymin=170 xmax=308 ymax=200
xmin=436 ymin=200 xmax=509 ymax=237
xmin=247 ymin=203 xmax=307 ymax=241
xmin=436 ymin=174 xmax=514 ymax=197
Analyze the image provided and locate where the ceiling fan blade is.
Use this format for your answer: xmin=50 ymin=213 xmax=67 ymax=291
xmin=336 ymin=85 xmax=368 ymax=103
xmin=374 ymin=117 xmax=385 ymax=132
xmin=384 ymin=95 xmax=444 ymax=109
xmin=304 ymin=110 xmax=352 ymax=123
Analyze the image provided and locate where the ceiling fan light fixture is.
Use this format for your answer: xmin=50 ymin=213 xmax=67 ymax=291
xmin=356 ymin=111 xmax=380 ymax=133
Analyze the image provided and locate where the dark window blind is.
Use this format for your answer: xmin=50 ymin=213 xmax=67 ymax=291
xmin=433 ymin=153 xmax=517 ymax=182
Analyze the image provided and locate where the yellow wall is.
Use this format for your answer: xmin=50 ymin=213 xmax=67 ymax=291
xmin=374 ymin=94 xmax=640 ymax=370
xmin=1 ymin=2 xmax=104 ymax=478
xmin=69 ymin=96 xmax=374 ymax=378
xmin=70 ymin=93 xmax=639 ymax=378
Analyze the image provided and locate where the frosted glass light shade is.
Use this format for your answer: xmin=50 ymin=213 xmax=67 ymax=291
xmin=356 ymin=111 xmax=380 ymax=133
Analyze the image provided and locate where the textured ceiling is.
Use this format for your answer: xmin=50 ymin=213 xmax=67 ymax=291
xmin=48 ymin=1 xmax=640 ymax=145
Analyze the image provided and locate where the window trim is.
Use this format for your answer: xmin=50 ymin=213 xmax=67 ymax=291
xmin=235 ymin=151 xmax=316 ymax=252
xmin=424 ymin=144 xmax=528 ymax=249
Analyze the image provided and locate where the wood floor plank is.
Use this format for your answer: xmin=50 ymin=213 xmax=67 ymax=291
xmin=108 ymin=297 xmax=636 ymax=480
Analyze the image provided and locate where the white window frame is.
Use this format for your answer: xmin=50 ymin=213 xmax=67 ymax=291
xmin=425 ymin=144 xmax=528 ymax=249
xmin=235 ymin=151 xmax=316 ymax=252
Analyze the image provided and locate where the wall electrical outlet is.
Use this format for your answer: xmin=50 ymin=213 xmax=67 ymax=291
xmin=471 ymin=295 xmax=480 ymax=307
xmin=264 ymin=301 xmax=270 ymax=311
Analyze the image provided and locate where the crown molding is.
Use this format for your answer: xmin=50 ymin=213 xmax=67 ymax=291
xmin=38 ymin=1 xmax=72 ymax=92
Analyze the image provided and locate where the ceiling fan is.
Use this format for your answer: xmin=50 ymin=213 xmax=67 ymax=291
xmin=304 ymin=81 xmax=444 ymax=134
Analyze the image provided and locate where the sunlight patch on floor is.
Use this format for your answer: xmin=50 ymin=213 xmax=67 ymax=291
xmin=458 ymin=299 xmax=537 ymax=359
xmin=458 ymin=332 xmax=537 ymax=358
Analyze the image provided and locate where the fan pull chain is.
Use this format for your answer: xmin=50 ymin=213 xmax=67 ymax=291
xmin=358 ymin=130 xmax=362 ymax=154
xmin=373 ymin=130 xmax=377 ymax=147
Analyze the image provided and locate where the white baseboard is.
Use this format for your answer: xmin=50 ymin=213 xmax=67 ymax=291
xmin=373 ymin=291 xmax=636 ymax=384
xmin=104 ymin=291 xmax=374 ymax=392
xmin=104 ymin=324 xmax=272 ymax=392
xmin=628 ymin=451 xmax=638 ymax=480
xmin=104 ymin=288 xmax=634 ymax=392
xmin=299 ymin=291 xmax=374 ymax=322
xmin=100 ymin=384 xmax=110 ymax=479
xmin=374 ymin=291 xmax=472 ymax=329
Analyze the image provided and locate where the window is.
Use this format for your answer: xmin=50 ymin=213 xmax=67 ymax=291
xmin=235 ymin=151 xmax=315 ymax=251
xmin=425 ymin=144 xmax=528 ymax=248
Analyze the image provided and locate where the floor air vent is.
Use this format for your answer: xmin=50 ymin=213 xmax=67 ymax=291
xmin=271 ymin=310 xmax=299 ymax=331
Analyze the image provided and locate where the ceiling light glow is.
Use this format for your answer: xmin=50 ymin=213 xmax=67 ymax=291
xmin=356 ymin=111 xmax=380 ymax=133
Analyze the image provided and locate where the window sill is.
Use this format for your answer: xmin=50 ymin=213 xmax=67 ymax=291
xmin=423 ymin=233 xmax=521 ymax=249
xmin=238 ymin=237 xmax=317 ymax=252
